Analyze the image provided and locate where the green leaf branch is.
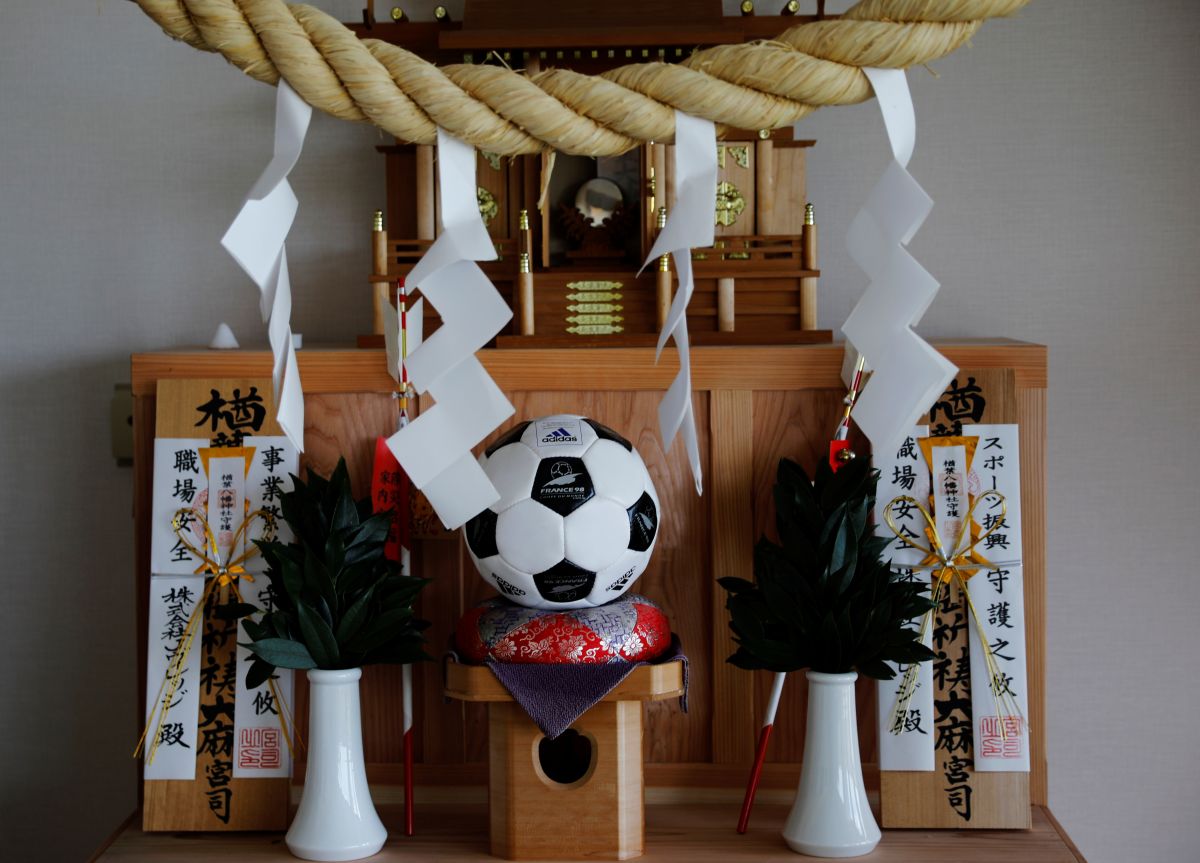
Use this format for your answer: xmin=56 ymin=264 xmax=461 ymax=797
xmin=234 ymin=457 xmax=430 ymax=688
xmin=719 ymin=457 xmax=934 ymax=680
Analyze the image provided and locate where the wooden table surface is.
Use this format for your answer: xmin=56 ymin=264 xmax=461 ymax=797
xmin=94 ymin=802 xmax=1084 ymax=862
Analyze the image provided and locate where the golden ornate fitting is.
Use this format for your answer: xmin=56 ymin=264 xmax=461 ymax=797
xmin=519 ymin=251 xmax=530 ymax=274
xmin=433 ymin=5 xmax=449 ymax=20
xmin=372 ymin=210 xmax=384 ymax=232
xmin=389 ymin=6 xmax=404 ymax=21
xmin=714 ymin=181 xmax=746 ymax=227
xmin=740 ymin=0 xmax=755 ymax=14
xmin=519 ymin=209 xmax=530 ymax=231
xmin=783 ymin=0 xmax=800 ymax=14
xmin=566 ymin=279 xmax=623 ymax=293
xmin=477 ymin=187 xmax=498 ymax=225
xmin=656 ymin=206 xmax=671 ymax=272
xmin=804 ymin=202 xmax=815 ymax=225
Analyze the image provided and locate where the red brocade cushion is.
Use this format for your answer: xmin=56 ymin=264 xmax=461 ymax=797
xmin=456 ymin=594 xmax=671 ymax=664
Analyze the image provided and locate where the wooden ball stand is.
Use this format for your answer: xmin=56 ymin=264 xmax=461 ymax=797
xmin=444 ymin=661 xmax=685 ymax=860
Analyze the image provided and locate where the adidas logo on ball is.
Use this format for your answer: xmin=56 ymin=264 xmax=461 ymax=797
xmin=464 ymin=414 xmax=661 ymax=610
xmin=537 ymin=420 xmax=581 ymax=446
xmin=540 ymin=427 xmax=578 ymax=444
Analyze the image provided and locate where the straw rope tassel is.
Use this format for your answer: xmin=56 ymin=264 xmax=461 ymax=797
xmin=131 ymin=0 xmax=1032 ymax=156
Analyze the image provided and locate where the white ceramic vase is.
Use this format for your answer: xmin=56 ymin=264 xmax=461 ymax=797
xmin=286 ymin=668 xmax=387 ymax=862
xmin=782 ymin=671 xmax=881 ymax=858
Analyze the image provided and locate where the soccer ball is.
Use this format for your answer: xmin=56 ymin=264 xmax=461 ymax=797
xmin=463 ymin=414 xmax=660 ymax=609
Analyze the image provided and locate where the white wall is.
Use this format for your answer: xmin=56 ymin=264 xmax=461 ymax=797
xmin=1 ymin=1 xmax=1196 ymax=859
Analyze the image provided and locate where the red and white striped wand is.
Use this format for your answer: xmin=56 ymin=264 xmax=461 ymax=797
xmin=397 ymin=279 xmax=416 ymax=838
xmin=371 ymin=278 xmax=417 ymax=836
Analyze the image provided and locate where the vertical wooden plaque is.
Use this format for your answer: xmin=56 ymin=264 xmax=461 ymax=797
xmin=142 ymin=378 xmax=290 ymax=831
xmin=880 ymin=368 xmax=1032 ymax=829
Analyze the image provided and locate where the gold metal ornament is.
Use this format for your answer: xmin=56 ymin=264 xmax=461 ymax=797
xmin=477 ymin=187 xmax=498 ymax=225
xmin=566 ymin=291 xmax=622 ymax=302
xmin=567 ymin=313 xmax=624 ymax=326
xmin=568 ymin=324 xmax=625 ymax=335
xmin=714 ymin=181 xmax=746 ymax=227
xmin=717 ymin=144 xmax=750 ymax=169
xmin=566 ymin=279 xmax=623 ymax=293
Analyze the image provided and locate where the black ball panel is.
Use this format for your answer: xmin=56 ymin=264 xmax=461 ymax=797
xmin=533 ymin=560 xmax=597 ymax=604
xmin=464 ymin=508 xmax=499 ymax=559
xmin=485 ymin=421 xmax=532 ymax=457
xmin=583 ymin=418 xmax=632 ymax=452
xmin=531 ymin=457 xmax=595 ymax=516
xmin=627 ymin=492 xmax=658 ymax=552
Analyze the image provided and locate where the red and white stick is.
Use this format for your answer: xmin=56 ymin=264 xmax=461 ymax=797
xmin=736 ymin=355 xmax=867 ymax=834
xmin=397 ymin=279 xmax=416 ymax=837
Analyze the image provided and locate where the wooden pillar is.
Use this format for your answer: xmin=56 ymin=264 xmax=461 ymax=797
xmin=371 ymin=210 xmax=390 ymax=335
xmin=800 ymin=202 xmax=818 ymax=330
xmin=416 ymin=144 xmax=436 ymax=240
xmin=754 ymin=136 xmax=773 ymax=236
xmin=717 ymin=278 xmax=736 ymax=332
xmin=517 ymin=209 xmax=535 ymax=335
xmin=651 ymin=143 xmax=668 ymax=213
xmin=655 ymin=206 xmax=672 ymax=331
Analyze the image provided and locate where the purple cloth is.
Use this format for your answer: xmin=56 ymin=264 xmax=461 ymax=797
xmin=484 ymin=635 xmax=688 ymax=739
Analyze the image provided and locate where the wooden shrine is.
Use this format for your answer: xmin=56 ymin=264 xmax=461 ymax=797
xmin=129 ymin=340 xmax=1050 ymax=847
xmin=369 ymin=132 xmax=824 ymax=348
xmin=355 ymin=1 xmax=837 ymax=350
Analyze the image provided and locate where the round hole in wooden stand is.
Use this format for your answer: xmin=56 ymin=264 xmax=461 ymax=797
xmin=536 ymin=729 xmax=595 ymax=786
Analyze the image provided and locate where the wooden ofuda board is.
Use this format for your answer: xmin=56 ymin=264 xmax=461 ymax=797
xmin=142 ymin=378 xmax=290 ymax=831
xmin=880 ymin=368 xmax=1032 ymax=829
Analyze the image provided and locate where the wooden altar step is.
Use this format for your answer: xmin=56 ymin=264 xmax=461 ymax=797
xmin=93 ymin=801 xmax=1085 ymax=861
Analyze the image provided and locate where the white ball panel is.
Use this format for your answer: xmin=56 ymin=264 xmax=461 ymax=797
xmin=521 ymin=413 xmax=597 ymax=459
xmin=482 ymin=443 xmax=541 ymax=512
xmin=563 ymin=498 xmax=630 ymax=572
xmin=590 ymin=547 xmax=652 ymax=604
xmin=478 ymin=554 xmax=538 ymax=602
xmin=582 ymin=439 xmax=646 ymax=506
xmin=496 ymin=498 xmax=565 ymax=574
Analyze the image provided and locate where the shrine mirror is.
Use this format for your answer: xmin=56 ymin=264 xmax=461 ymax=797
xmin=574 ymin=178 xmax=623 ymax=226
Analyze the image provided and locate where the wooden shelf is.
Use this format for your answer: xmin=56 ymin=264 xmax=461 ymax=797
xmin=444 ymin=660 xmax=685 ymax=703
xmin=130 ymin=341 xmax=1048 ymax=396
xmin=93 ymin=802 xmax=1084 ymax=861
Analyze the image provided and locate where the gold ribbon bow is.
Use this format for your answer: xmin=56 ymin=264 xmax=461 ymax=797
xmin=882 ymin=490 xmax=1025 ymax=740
xmin=135 ymin=508 xmax=297 ymax=765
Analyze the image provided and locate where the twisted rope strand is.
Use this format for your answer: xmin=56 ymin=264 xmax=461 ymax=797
xmin=132 ymin=0 xmax=1031 ymax=155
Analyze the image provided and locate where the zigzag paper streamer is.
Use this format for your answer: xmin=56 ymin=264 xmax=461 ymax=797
xmin=641 ymin=111 xmax=717 ymax=495
xmin=385 ymin=129 xmax=514 ymax=529
xmin=220 ymin=81 xmax=311 ymax=451
xmin=840 ymin=68 xmax=957 ymax=458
